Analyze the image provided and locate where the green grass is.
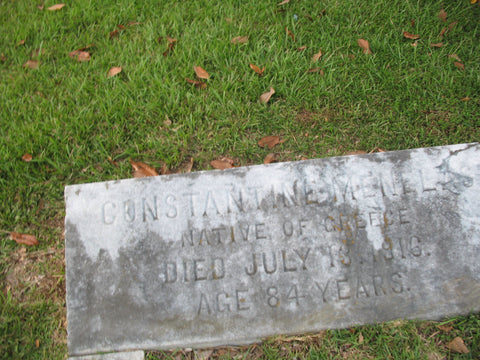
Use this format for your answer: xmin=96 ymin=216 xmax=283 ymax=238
xmin=0 ymin=0 xmax=479 ymax=359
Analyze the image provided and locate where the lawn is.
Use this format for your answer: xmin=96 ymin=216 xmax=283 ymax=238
xmin=0 ymin=0 xmax=479 ymax=359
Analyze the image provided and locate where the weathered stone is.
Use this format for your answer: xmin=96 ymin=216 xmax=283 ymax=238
xmin=65 ymin=143 xmax=480 ymax=358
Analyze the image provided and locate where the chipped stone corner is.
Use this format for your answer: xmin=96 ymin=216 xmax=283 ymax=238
xmin=68 ymin=350 xmax=144 ymax=360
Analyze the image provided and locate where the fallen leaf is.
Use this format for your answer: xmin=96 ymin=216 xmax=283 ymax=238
xmin=448 ymin=53 xmax=461 ymax=62
xmin=358 ymin=332 xmax=364 ymax=344
xmin=23 ymin=60 xmax=39 ymax=69
xmin=312 ymin=49 xmax=323 ymax=61
xmin=47 ymin=4 xmax=65 ymax=11
xmin=375 ymin=148 xmax=386 ymax=152
xmin=130 ymin=159 xmax=158 ymax=178
xmin=249 ymin=63 xmax=265 ymax=76
xmin=185 ymin=78 xmax=207 ymax=89
xmin=17 ymin=39 xmax=26 ymax=46
xmin=128 ymin=21 xmax=141 ymax=26
xmin=278 ymin=0 xmax=290 ymax=5
xmin=411 ymin=19 xmax=415 ymax=27
xmin=231 ymin=36 xmax=248 ymax=44
xmin=438 ymin=9 xmax=447 ymax=22
xmin=411 ymin=41 xmax=419 ymax=47
xmin=447 ymin=337 xmax=469 ymax=354
xmin=109 ymin=29 xmax=120 ymax=39
xmin=264 ymin=153 xmax=278 ymax=164
xmin=37 ymin=4 xmax=44 ymax=10
xmin=439 ymin=28 xmax=447 ymax=38
xmin=286 ymin=27 xmax=295 ymax=41
xmin=448 ymin=21 xmax=458 ymax=31
xmin=162 ymin=37 xmax=177 ymax=56
xmin=472 ymin=0 xmax=478 ymax=4
xmin=159 ymin=163 xmax=170 ymax=175
xmin=307 ymin=68 xmax=324 ymax=75
xmin=454 ymin=61 xmax=465 ymax=70
xmin=22 ymin=153 xmax=33 ymax=162
xmin=297 ymin=46 xmax=306 ymax=51
xmin=0 ymin=53 xmax=6 ymax=62
xmin=69 ymin=50 xmax=91 ymax=62
xmin=107 ymin=66 xmax=122 ymax=77
xmin=403 ymin=31 xmax=420 ymax=40
xmin=195 ymin=350 xmax=213 ymax=360
xmin=194 ymin=66 xmax=210 ymax=79
xmin=185 ymin=157 xmax=194 ymax=173
xmin=35 ymin=339 xmax=40 ymax=348
xmin=107 ymin=156 xmax=118 ymax=166
xmin=258 ymin=135 xmax=285 ymax=149
xmin=437 ymin=325 xmax=453 ymax=332
xmin=461 ymin=97 xmax=471 ymax=101
xmin=259 ymin=87 xmax=275 ymax=103
xmin=10 ymin=232 xmax=39 ymax=246
xmin=430 ymin=43 xmax=444 ymax=48
xmin=210 ymin=159 xmax=234 ymax=170
xmin=357 ymin=39 xmax=372 ymax=54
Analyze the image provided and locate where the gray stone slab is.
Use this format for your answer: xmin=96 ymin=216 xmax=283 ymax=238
xmin=69 ymin=350 xmax=144 ymax=360
xmin=65 ymin=143 xmax=480 ymax=357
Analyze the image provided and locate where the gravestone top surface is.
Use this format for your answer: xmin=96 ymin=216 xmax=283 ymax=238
xmin=65 ymin=143 xmax=480 ymax=357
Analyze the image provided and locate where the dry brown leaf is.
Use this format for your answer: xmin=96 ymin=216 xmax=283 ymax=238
xmin=447 ymin=337 xmax=469 ymax=354
xmin=35 ymin=339 xmax=40 ymax=348
xmin=163 ymin=37 xmax=177 ymax=56
xmin=10 ymin=232 xmax=39 ymax=246
xmin=107 ymin=66 xmax=122 ymax=77
xmin=286 ymin=27 xmax=295 ymax=41
xmin=357 ymin=39 xmax=372 ymax=54
xmin=278 ymin=0 xmax=290 ymax=5
xmin=472 ymin=0 xmax=478 ymax=4
xmin=260 ymin=87 xmax=275 ymax=103
xmin=107 ymin=156 xmax=118 ymax=167
xmin=23 ymin=60 xmax=39 ymax=69
xmin=403 ymin=31 xmax=420 ymax=40
xmin=264 ymin=153 xmax=278 ymax=164
xmin=249 ymin=63 xmax=265 ymax=76
xmin=358 ymin=332 xmax=364 ymax=344
xmin=231 ymin=36 xmax=248 ymax=44
xmin=448 ymin=21 xmax=458 ymax=31
xmin=69 ymin=50 xmax=91 ymax=62
xmin=312 ymin=49 xmax=323 ymax=61
xmin=430 ymin=43 xmax=444 ymax=48
xmin=439 ymin=28 xmax=447 ymax=38
xmin=454 ymin=61 xmax=465 ymax=70
xmin=37 ymin=4 xmax=44 ymax=10
xmin=109 ymin=29 xmax=120 ymax=39
xmin=194 ymin=66 xmax=210 ymax=79
xmin=210 ymin=159 xmax=234 ymax=170
xmin=258 ymin=135 xmax=285 ymax=149
xmin=438 ymin=9 xmax=447 ymax=22
xmin=411 ymin=41 xmax=419 ymax=47
xmin=130 ymin=159 xmax=159 ymax=178
xmin=297 ymin=46 xmax=306 ymax=51
xmin=448 ymin=53 xmax=461 ymax=62
xmin=461 ymin=97 xmax=471 ymax=101
xmin=22 ymin=153 xmax=33 ymax=162
xmin=185 ymin=78 xmax=207 ymax=89
xmin=0 ymin=53 xmax=6 ymax=62
xmin=17 ymin=39 xmax=26 ymax=46
xmin=436 ymin=325 xmax=453 ymax=332
xmin=185 ymin=157 xmax=194 ymax=173
xmin=47 ymin=4 xmax=65 ymax=11
xmin=128 ymin=21 xmax=141 ymax=26
xmin=307 ymin=68 xmax=324 ymax=76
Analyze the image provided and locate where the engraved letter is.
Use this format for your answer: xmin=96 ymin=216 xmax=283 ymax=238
xmin=183 ymin=192 xmax=199 ymax=217
xmin=142 ymin=196 xmax=158 ymax=222
xmin=212 ymin=258 xmax=225 ymax=280
xmin=245 ymin=253 xmax=257 ymax=276
xmin=198 ymin=293 xmax=211 ymax=315
xmin=165 ymin=195 xmax=177 ymax=218
xmin=255 ymin=223 xmax=267 ymax=240
xmin=262 ymin=252 xmax=277 ymax=274
xmin=336 ymin=277 xmax=351 ymax=300
xmin=102 ymin=202 xmax=116 ymax=224
xmin=164 ymin=262 xmax=177 ymax=283
xmin=236 ymin=289 xmax=250 ymax=311
xmin=194 ymin=259 xmax=207 ymax=281
xmin=315 ymin=280 xmax=330 ymax=303
xmin=294 ymin=248 xmax=311 ymax=270
xmin=282 ymin=250 xmax=297 ymax=272
xmin=123 ymin=200 xmax=135 ymax=222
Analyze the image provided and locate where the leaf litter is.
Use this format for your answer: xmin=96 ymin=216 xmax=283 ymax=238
xmin=194 ymin=66 xmax=210 ymax=79
xmin=258 ymin=135 xmax=286 ymax=149
xmin=130 ymin=159 xmax=159 ymax=177
xmin=250 ymin=63 xmax=265 ymax=76
xmin=357 ymin=39 xmax=372 ymax=54
xmin=260 ymin=87 xmax=275 ymax=103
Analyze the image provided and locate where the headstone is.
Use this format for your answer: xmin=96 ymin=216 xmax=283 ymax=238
xmin=65 ymin=143 xmax=480 ymax=359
